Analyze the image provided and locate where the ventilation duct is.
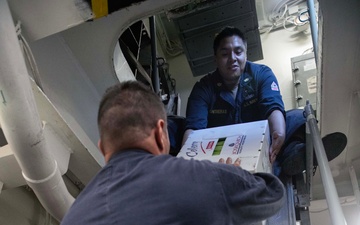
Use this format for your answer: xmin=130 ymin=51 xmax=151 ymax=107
xmin=166 ymin=0 xmax=263 ymax=76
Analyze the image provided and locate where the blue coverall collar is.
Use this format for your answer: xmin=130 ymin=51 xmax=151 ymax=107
xmin=211 ymin=69 xmax=239 ymax=108
xmin=213 ymin=62 xmax=252 ymax=106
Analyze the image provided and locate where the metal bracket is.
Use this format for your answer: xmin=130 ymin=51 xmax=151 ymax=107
xmin=294 ymin=173 xmax=311 ymax=208
xmin=296 ymin=194 xmax=311 ymax=208
xmin=292 ymin=66 xmax=299 ymax=72
xmin=294 ymin=80 xmax=302 ymax=86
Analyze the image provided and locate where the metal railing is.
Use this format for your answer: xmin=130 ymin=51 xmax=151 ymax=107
xmin=304 ymin=102 xmax=347 ymax=225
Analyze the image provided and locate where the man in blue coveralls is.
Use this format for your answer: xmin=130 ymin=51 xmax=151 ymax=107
xmin=61 ymin=81 xmax=285 ymax=225
xmin=184 ymin=26 xmax=286 ymax=165
xmin=183 ymin=26 xmax=347 ymax=176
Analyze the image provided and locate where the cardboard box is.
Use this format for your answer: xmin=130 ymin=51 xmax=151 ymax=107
xmin=177 ymin=120 xmax=271 ymax=173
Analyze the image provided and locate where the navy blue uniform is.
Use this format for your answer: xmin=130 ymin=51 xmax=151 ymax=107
xmin=61 ymin=150 xmax=285 ymax=225
xmin=186 ymin=61 xmax=285 ymax=130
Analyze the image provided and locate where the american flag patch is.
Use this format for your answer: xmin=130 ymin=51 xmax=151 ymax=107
xmin=271 ymin=81 xmax=279 ymax=91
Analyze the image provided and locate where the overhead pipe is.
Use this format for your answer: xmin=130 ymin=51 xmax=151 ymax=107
xmin=149 ymin=16 xmax=160 ymax=95
xmin=306 ymin=0 xmax=318 ymax=65
xmin=0 ymin=0 xmax=74 ymax=221
xmin=304 ymin=102 xmax=347 ymax=225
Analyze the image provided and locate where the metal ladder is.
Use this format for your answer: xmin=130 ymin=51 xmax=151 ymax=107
xmin=266 ymin=102 xmax=347 ymax=225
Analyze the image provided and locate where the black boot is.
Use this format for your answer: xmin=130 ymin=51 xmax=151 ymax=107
xmin=280 ymin=132 xmax=347 ymax=176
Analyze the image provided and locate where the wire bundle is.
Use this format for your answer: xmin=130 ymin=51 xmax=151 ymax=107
xmin=259 ymin=0 xmax=312 ymax=34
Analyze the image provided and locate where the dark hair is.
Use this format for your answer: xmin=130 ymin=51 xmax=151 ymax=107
xmin=213 ymin=26 xmax=247 ymax=55
xmin=98 ymin=81 xmax=166 ymax=144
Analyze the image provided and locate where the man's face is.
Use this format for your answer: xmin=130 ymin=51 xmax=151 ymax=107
xmin=215 ymin=35 xmax=247 ymax=83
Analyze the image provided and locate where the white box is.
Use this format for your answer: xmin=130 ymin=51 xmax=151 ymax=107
xmin=177 ymin=120 xmax=271 ymax=173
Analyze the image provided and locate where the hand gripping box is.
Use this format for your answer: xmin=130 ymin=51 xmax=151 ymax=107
xmin=177 ymin=120 xmax=271 ymax=173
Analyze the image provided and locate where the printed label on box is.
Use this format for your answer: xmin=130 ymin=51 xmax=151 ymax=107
xmin=177 ymin=120 xmax=271 ymax=173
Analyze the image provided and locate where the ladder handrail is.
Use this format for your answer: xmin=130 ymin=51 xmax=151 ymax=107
xmin=304 ymin=102 xmax=347 ymax=225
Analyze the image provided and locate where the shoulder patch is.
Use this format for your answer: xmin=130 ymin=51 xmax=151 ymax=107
xmin=271 ymin=81 xmax=279 ymax=91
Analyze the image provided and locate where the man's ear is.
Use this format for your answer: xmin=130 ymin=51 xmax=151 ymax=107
xmin=98 ymin=139 xmax=106 ymax=156
xmin=154 ymin=119 xmax=167 ymax=154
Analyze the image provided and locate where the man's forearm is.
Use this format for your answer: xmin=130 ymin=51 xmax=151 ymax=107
xmin=268 ymin=110 xmax=286 ymax=163
xmin=268 ymin=110 xmax=286 ymax=138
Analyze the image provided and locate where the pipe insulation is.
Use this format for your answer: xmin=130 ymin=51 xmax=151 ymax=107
xmin=0 ymin=0 xmax=74 ymax=221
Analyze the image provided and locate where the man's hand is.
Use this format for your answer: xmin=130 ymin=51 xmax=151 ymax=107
xmin=269 ymin=131 xmax=285 ymax=163
xmin=219 ymin=157 xmax=241 ymax=167
xmin=267 ymin=110 xmax=286 ymax=164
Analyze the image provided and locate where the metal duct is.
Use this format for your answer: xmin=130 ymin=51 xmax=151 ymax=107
xmin=0 ymin=0 xmax=74 ymax=221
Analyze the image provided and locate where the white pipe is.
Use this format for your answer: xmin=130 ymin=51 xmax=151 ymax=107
xmin=306 ymin=0 xmax=318 ymax=65
xmin=349 ymin=165 xmax=360 ymax=208
xmin=305 ymin=104 xmax=347 ymax=225
xmin=0 ymin=0 xmax=74 ymax=221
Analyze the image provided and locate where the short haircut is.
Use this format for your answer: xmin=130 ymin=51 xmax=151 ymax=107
xmin=213 ymin=26 xmax=247 ymax=55
xmin=98 ymin=81 xmax=166 ymax=147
